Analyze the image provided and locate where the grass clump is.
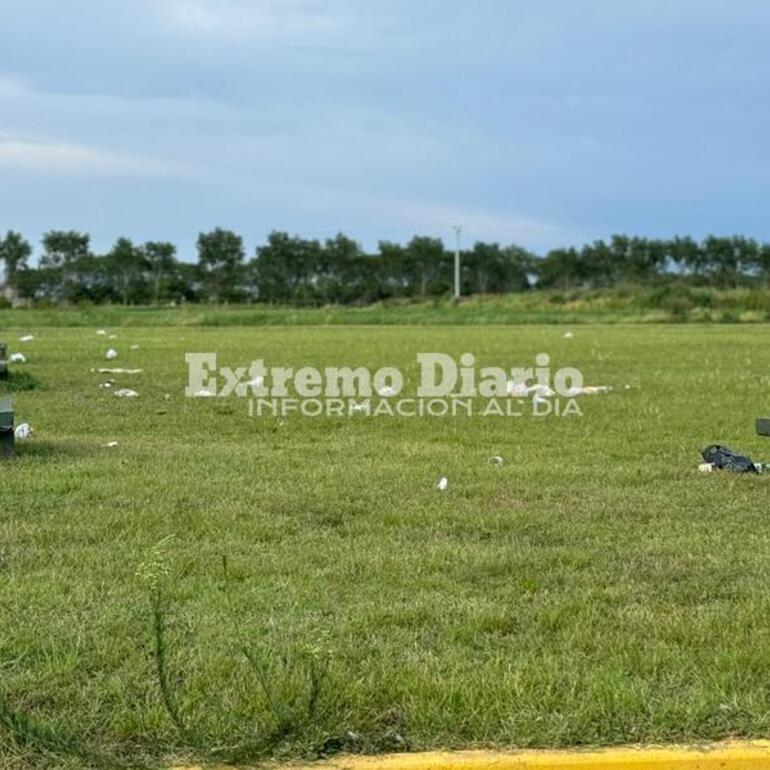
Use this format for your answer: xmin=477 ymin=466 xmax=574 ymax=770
xmin=0 ymin=371 xmax=42 ymax=393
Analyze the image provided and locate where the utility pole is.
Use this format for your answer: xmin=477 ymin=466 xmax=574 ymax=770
xmin=452 ymin=225 xmax=462 ymax=300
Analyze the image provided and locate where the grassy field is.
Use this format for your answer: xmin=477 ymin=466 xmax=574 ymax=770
xmin=2 ymin=320 xmax=770 ymax=768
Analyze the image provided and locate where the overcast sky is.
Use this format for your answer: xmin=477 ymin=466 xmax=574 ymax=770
xmin=2 ymin=0 xmax=770 ymax=259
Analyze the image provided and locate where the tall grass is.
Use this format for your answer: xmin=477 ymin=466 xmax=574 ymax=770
xmin=3 ymin=287 xmax=770 ymax=328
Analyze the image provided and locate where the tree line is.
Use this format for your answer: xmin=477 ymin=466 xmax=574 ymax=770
xmin=1 ymin=229 xmax=770 ymax=306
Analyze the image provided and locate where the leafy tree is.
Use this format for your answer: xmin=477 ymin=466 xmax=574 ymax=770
xmin=754 ymin=243 xmax=770 ymax=287
xmin=700 ymin=236 xmax=756 ymax=289
xmin=143 ymin=241 xmax=177 ymax=304
xmin=376 ymin=241 xmax=409 ymax=298
xmin=464 ymin=242 xmax=532 ymax=294
xmin=168 ymin=261 xmax=201 ymax=303
xmin=252 ymin=231 xmax=323 ymax=303
xmin=67 ymin=253 xmax=116 ymax=304
xmin=14 ymin=265 xmax=60 ymax=303
xmin=106 ymin=237 xmax=147 ymax=304
xmin=403 ymin=236 xmax=448 ymax=297
xmin=729 ymin=236 xmax=759 ymax=288
xmin=40 ymin=230 xmax=90 ymax=268
xmin=319 ymin=233 xmax=365 ymax=303
xmin=40 ymin=230 xmax=91 ymax=301
xmin=669 ymin=236 xmax=702 ymax=277
xmin=535 ymin=247 xmax=584 ymax=289
xmin=0 ymin=231 xmax=32 ymax=296
xmin=197 ymin=228 xmax=245 ymax=303
xmin=615 ymin=236 xmax=667 ymax=284
xmin=580 ymin=240 xmax=616 ymax=287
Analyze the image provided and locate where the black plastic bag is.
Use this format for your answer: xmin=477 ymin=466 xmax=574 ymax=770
xmin=701 ymin=444 xmax=758 ymax=473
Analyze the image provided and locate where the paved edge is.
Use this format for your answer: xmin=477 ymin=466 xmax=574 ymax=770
xmin=177 ymin=740 xmax=770 ymax=769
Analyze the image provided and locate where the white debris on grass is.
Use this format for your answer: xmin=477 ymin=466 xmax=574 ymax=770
xmin=106 ymin=348 xmax=118 ymax=360
xmin=530 ymin=383 xmax=555 ymax=398
xmin=130 ymin=344 xmax=140 ymax=350
xmin=101 ymin=441 xmax=119 ymax=448
xmin=563 ymin=384 xmax=612 ymax=397
xmin=9 ymin=353 xmax=26 ymax=363
xmin=92 ymin=367 xmax=142 ymax=374
xmin=698 ymin=463 xmax=715 ymax=473
xmin=488 ymin=456 xmax=505 ymax=466
xmin=96 ymin=329 xmax=107 ymax=336
xmin=14 ymin=423 xmax=32 ymax=440
xmin=108 ymin=334 xmax=118 ymax=340
xmin=436 ymin=476 xmax=448 ymax=491
xmin=506 ymin=382 xmax=555 ymax=398
xmin=509 ymin=381 xmax=614 ymax=398
xmin=377 ymin=385 xmax=396 ymax=397
xmin=506 ymin=381 xmax=529 ymax=397
xmin=115 ymin=388 xmax=139 ymax=398
xmin=193 ymin=389 xmax=214 ymax=398
xmin=18 ymin=335 xmax=34 ymax=342
xmin=563 ymin=331 xmax=574 ymax=339
xmin=99 ymin=379 xmax=116 ymax=390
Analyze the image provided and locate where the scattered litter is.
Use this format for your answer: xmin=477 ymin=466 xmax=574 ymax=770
xmin=624 ymin=384 xmax=632 ymax=390
xmin=164 ymin=393 xmax=171 ymax=400
xmin=92 ymin=367 xmax=142 ymax=374
xmin=436 ymin=476 xmax=448 ymax=491
xmin=530 ymin=383 xmax=555 ymax=398
xmin=507 ymin=382 xmax=555 ymax=398
xmin=349 ymin=402 xmax=368 ymax=414
xmin=508 ymin=381 xmax=612 ymax=398
xmin=698 ymin=463 xmax=714 ymax=473
xmin=18 ymin=335 xmax=34 ymax=342
xmin=106 ymin=348 xmax=118 ymax=360
xmin=565 ymin=385 xmax=612 ymax=397
xmin=130 ymin=344 xmax=140 ymax=350
xmin=101 ymin=441 xmax=119 ymax=448
xmin=99 ymin=379 xmax=117 ymax=390
xmin=563 ymin=331 xmax=574 ymax=339
xmin=9 ymin=353 xmax=26 ymax=363
xmin=14 ymin=423 xmax=32 ymax=440
xmin=96 ymin=329 xmax=107 ymax=336
xmin=488 ymin=456 xmax=505 ymax=465
xmin=108 ymin=334 xmax=118 ymax=340
xmin=506 ymin=381 xmax=529 ymax=397
xmin=115 ymin=388 xmax=139 ymax=398
xmin=378 ymin=385 xmax=396 ymax=397
xmin=193 ymin=389 xmax=214 ymax=398
xmin=701 ymin=444 xmax=757 ymax=474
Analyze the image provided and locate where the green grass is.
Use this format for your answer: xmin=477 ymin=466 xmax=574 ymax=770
xmin=4 ymin=285 xmax=770 ymax=328
xmin=2 ymin=321 xmax=770 ymax=768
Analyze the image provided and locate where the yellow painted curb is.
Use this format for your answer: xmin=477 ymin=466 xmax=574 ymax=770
xmin=178 ymin=740 xmax=770 ymax=769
